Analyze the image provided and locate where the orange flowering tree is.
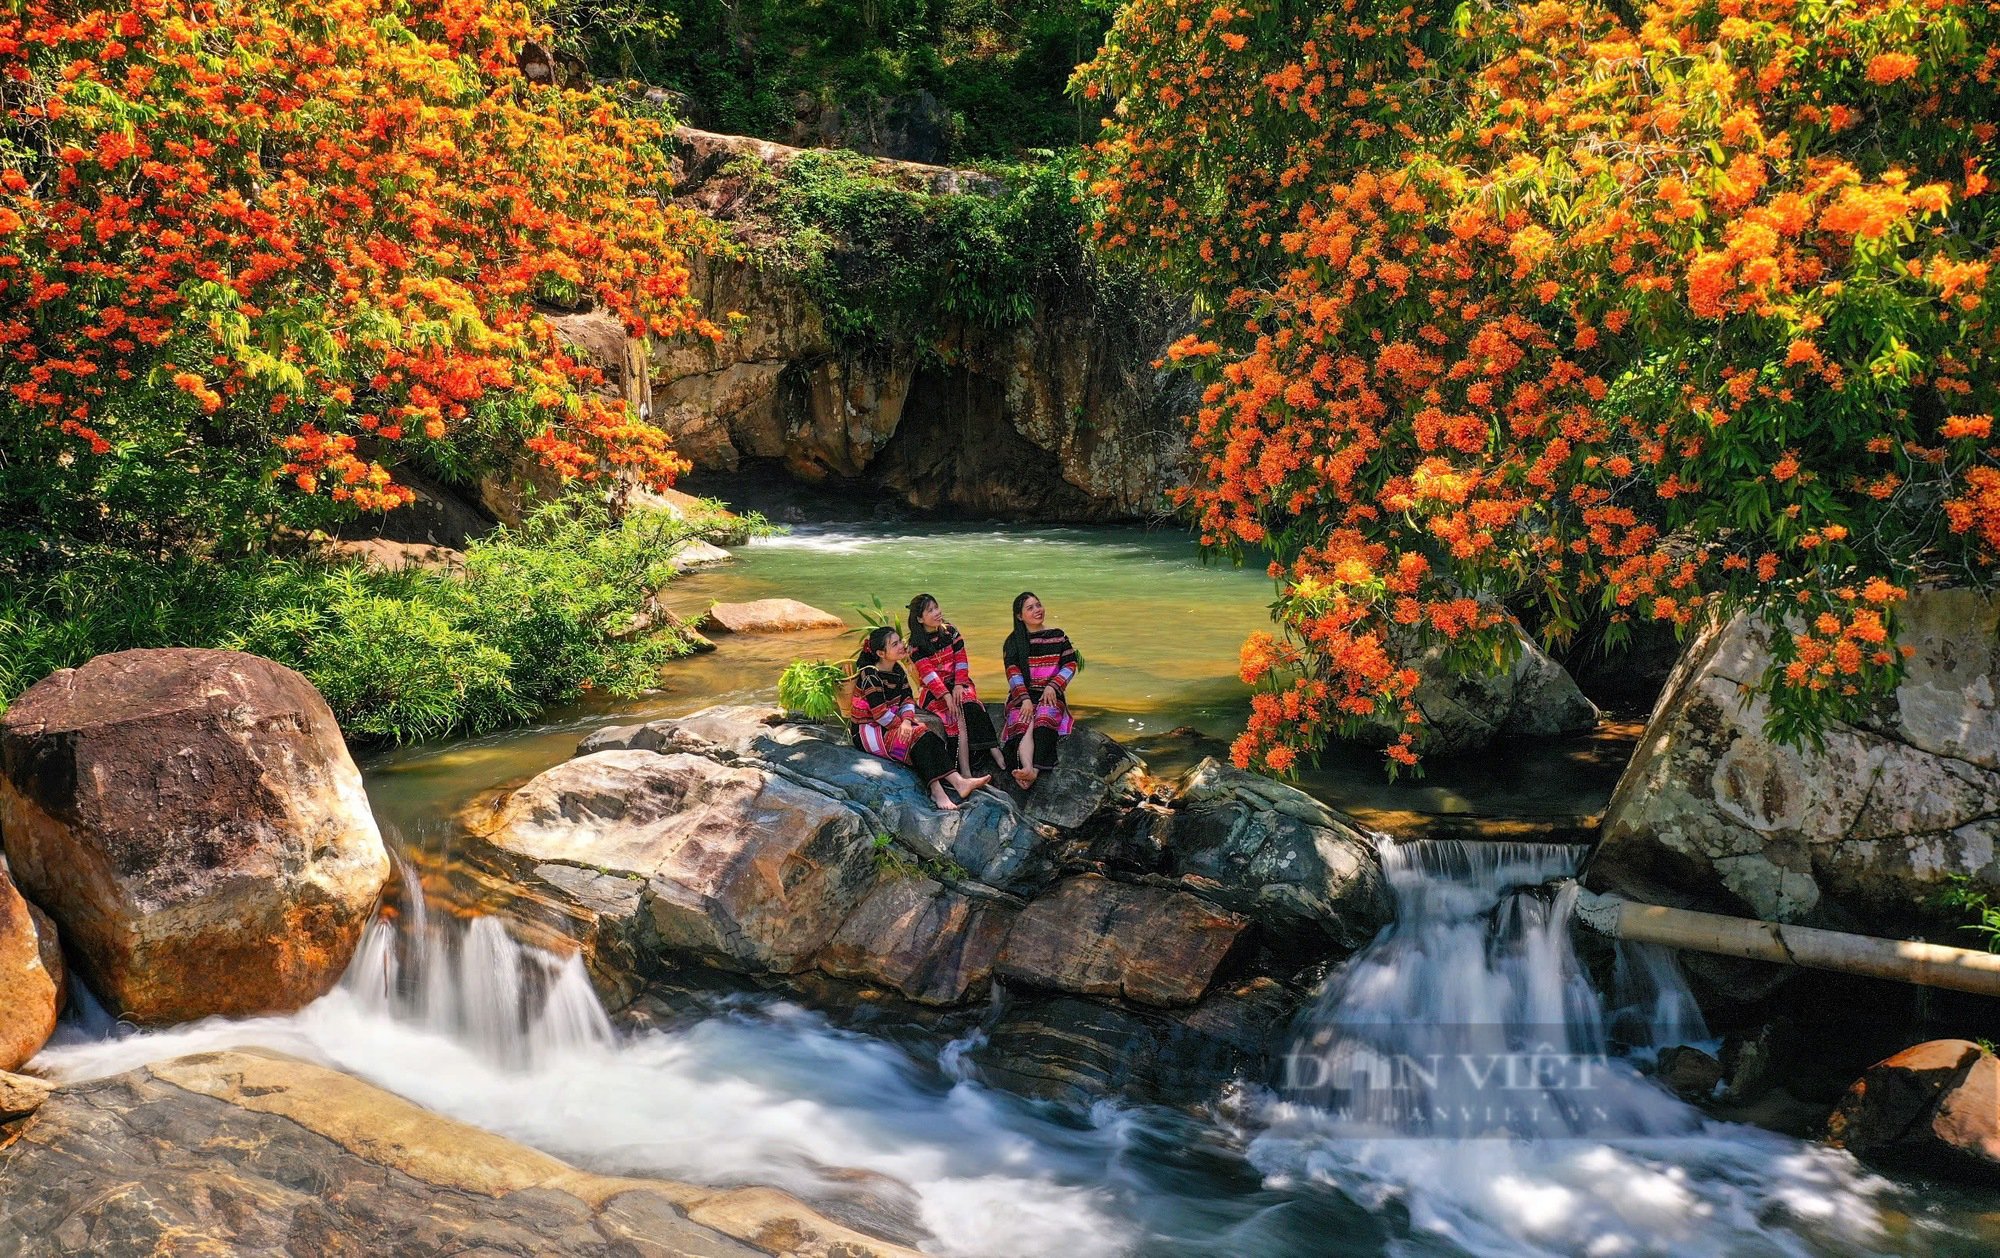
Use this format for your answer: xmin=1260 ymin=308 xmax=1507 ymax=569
xmin=1 ymin=0 xmax=718 ymax=565
xmin=1076 ymin=0 xmax=1998 ymax=772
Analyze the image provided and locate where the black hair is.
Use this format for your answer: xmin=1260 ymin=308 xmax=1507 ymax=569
xmin=905 ymin=593 xmax=941 ymax=658
xmin=1004 ymin=590 xmax=1037 ymax=675
xmin=856 ymin=623 xmax=898 ymax=669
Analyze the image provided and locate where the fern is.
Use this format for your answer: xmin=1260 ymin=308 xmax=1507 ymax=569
xmin=778 ymin=658 xmax=849 ymax=720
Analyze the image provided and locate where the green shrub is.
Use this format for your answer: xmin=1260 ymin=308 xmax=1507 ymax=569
xmin=0 ymin=499 xmax=726 ymax=743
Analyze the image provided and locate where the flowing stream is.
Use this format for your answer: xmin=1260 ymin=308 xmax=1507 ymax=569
xmin=32 ymin=524 xmax=2000 ymax=1255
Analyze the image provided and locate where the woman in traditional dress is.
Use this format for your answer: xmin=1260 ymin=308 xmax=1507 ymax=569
xmin=906 ymin=593 xmax=1006 ymax=782
xmin=850 ymin=625 xmax=992 ymax=810
xmin=1000 ymin=591 xmax=1077 ymax=790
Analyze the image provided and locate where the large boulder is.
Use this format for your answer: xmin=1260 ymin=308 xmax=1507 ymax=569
xmin=1155 ymin=758 xmax=1392 ymax=954
xmin=1354 ymin=623 xmax=1600 ymax=755
xmin=994 ymin=874 xmax=1247 ymax=1008
xmin=1828 ymin=1039 xmax=2000 ymax=1184
xmin=1588 ymin=590 xmax=2000 ymax=947
xmin=0 ymin=650 xmax=390 ymax=1024
xmin=473 ymin=749 xmax=877 ymax=975
xmin=0 ymin=1049 xmax=920 ymax=1257
xmin=0 ymin=862 xmax=59 ymax=1071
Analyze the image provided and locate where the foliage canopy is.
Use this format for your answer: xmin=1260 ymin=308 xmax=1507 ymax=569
xmin=1076 ymin=0 xmax=1999 ymax=771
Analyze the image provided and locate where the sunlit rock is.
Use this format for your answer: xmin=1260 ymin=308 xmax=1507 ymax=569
xmin=0 ymin=649 xmax=389 ymax=1024
xmin=1829 ymin=1039 xmax=2000 ymax=1185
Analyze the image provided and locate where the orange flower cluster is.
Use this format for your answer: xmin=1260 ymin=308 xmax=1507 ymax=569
xmin=1078 ymin=0 xmax=1998 ymax=773
xmin=1 ymin=0 xmax=718 ymax=520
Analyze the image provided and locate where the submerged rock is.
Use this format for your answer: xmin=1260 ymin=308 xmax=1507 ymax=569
xmin=0 ymin=864 xmax=58 ymax=1072
xmin=0 ymin=1048 xmax=921 ymax=1257
xmin=699 ymin=598 xmax=847 ymax=634
xmin=0 ymin=649 xmax=390 ymax=1024
xmin=1828 ymin=1039 xmax=2000 ymax=1185
xmin=1588 ymin=589 xmax=2000 ymax=970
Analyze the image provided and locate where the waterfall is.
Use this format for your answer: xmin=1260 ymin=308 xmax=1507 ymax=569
xmin=1247 ymin=839 xmax=1893 ymax=1256
xmin=1277 ymin=839 xmax=1706 ymax=1141
xmin=337 ymin=856 xmax=613 ymax=1069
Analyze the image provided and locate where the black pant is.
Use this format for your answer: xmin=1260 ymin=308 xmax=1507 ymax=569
xmin=1003 ymin=729 xmax=1060 ymax=772
xmin=952 ymin=701 xmax=1000 ymax=757
xmin=907 ymin=730 xmax=955 ymax=785
xmin=850 ymin=725 xmax=956 ymax=785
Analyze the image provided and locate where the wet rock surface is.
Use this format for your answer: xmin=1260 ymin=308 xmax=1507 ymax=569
xmin=1828 ymin=1039 xmax=2000 ymax=1185
xmin=0 ymin=1048 xmax=921 ymax=1257
xmin=0 ymin=649 xmax=390 ymax=1024
xmin=468 ymin=705 xmax=1393 ymax=1104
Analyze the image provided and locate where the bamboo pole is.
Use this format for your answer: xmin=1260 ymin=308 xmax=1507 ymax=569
xmin=1572 ymin=886 xmax=2000 ymax=999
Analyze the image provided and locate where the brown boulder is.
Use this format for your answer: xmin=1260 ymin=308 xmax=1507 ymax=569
xmin=0 ymin=864 xmax=59 ymax=1071
xmin=699 ymin=599 xmax=847 ymax=635
xmin=0 ymin=649 xmax=390 ymax=1024
xmin=480 ymin=750 xmax=876 ymax=974
xmin=995 ymin=875 xmax=1246 ymax=1008
xmin=1828 ymin=1039 xmax=2000 ymax=1183
xmin=814 ymin=876 xmax=1017 ymax=1005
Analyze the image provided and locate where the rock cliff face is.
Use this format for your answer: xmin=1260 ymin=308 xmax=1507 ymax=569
xmin=550 ymin=129 xmax=1193 ymax=522
xmin=456 ymin=705 xmax=1392 ymax=1105
xmin=1588 ymin=589 xmax=2000 ymax=957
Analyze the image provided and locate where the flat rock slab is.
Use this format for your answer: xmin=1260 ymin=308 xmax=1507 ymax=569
xmin=700 ymin=599 xmax=846 ymax=634
xmin=995 ymin=874 xmax=1247 ymax=1008
xmin=0 ymin=1048 xmax=919 ymax=1257
xmin=584 ymin=707 xmax=1053 ymax=889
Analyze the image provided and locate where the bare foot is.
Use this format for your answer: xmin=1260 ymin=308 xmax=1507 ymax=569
xmin=1011 ymin=767 xmax=1039 ymax=790
xmin=929 ymin=783 xmax=961 ymax=811
xmin=949 ymin=771 xmax=992 ymax=794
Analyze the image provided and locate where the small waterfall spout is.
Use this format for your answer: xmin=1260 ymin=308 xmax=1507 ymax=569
xmin=340 ymin=857 xmax=613 ymax=1069
xmin=1281 ymin=839 xmax=1705 ymax=1141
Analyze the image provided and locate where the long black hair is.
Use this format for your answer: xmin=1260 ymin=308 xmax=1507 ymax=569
xmin=905 ymin=593 xmax=941 ymax=658
xmin=856 ymin=624 xmax=898 ymax=670
xmin=1003 ymin=590 xmax=1037 ymax=675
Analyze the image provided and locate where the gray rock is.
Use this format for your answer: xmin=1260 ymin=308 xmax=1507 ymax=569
xmin=479 ymin=749 xmax=876 ymax=975
xmin=1588 ymin=590 xmax=2000 ymax=950
xmin=1158 ymin=758 xmax=1393 ymax=953
xmin=994 ymin=874 xmax=1247 ymax=1008
xmin=1353 ymin=623 xmax=1600 ymax=754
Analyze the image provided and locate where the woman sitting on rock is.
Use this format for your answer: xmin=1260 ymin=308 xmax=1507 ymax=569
xmin=1000 ymin=590 xmax=1078 ymax=790
xmin=851 ymin=625 xmax=993 ymax=810
xmin=906 ymin=593 xmax=1006 ymax=784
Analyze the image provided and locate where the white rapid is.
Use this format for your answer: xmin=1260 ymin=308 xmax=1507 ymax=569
xmin=34 ymin=844 xmax=1989 ymax=1257
xmin=1245 ymin=840 xmax=1911 ymax=1257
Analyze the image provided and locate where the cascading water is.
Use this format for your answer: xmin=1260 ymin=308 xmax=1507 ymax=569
xmin=1245 ymin=839 xmax=1905 ymax=1256
xmin=340 ymin=858 xmax=612 ymax=1068
xmin=36 ymin=838 xmax=1991 ymax=1257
